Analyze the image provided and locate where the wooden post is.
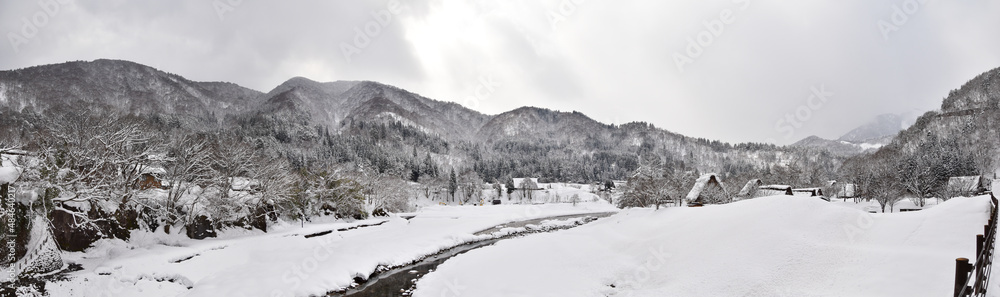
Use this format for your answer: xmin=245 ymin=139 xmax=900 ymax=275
xmin=956 ymin=258 xmax=970 ymax=297
xmin=976 ymin=235 xmax=985 ymax=293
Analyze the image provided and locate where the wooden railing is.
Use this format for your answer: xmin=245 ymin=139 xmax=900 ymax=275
xmin=954 ymin=193 xmax=998 ymax=297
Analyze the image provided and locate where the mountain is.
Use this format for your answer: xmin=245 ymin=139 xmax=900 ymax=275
xmin=254 ymin=78 xmax=490 ymax=140
xmin=790 ymin=136 xmax=873 ymax=157
xmin=791 ymin=112 xmax=916 ymax=157
xmin=0 ymin=59 xmax=263 ymax=126
xmin=0 ymin=59 xmax=840 ymax=184
xmin=837 ymin=113 xmax=906 ymax=143
xmin=476 ymin=107 xmax=611 ymax=142
xmin=887 ymin=66 xmax=1000 ymax=167
xmin=836 ymin=65 xmax=1000 ymax=197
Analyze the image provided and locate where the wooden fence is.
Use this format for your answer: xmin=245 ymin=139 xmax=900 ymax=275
xmin=954 ymin=193 xmax=998 ymax=297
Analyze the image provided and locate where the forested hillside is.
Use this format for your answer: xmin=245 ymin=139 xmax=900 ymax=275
xmin=839 ymin=66 xmax=1000 ymax=211
xmin=0 ymin=59 xmax=843 ymax=250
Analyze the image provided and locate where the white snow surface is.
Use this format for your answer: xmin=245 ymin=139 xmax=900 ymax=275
xmin=414 ymin=195 xmax=993 ymax=297
xmin=0 ymin=166 xmax=20 ymax=184
xmin=46 ymin=202 xmax=615 ymax=297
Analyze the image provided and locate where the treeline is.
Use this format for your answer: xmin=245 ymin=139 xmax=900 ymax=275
xmin=615 ymin=148 xmax=840 ymax=209
xmin=0 ymin=107 xmax=421 ymax=251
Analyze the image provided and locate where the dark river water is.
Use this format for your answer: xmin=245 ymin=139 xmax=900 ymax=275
xmin=329 ymin=212 xmax=616 ymax=297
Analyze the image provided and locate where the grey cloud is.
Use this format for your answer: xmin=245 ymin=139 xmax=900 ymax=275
xmin=1 ymin=0 xmax=999 ymax=144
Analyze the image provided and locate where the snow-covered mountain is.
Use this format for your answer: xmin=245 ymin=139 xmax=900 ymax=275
xmin=269 ymin=79 xmax=491 ymax=140
xmin=0 ymin=59 xmax=834 ymax=180
xmin=791 ymin=113 xmax=915 ymax=157
xmin=0 ymin=59 xmax=262 ymax=126
xmin=837 ymin=113 xmax=908 ymax=143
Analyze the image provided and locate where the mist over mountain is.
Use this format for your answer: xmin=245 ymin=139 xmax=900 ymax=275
xmin=790 ymin=111 xmax=923 ymax=157
xmin=837 ymin=113 xmax=907 ymax=143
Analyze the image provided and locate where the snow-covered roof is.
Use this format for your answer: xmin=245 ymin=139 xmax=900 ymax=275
xmin=756 ymin=185 xmax=793 ymax=197
xmin=140 ymin=166 xmax=167 ymax=175
xmin=231 ymin=177 xmax=261 ymax=191
xmin=792 ymin=188 xmax=824 ymax=197
xmin=738 ymin=179 xmax=762 ymax=197
xmin=512 ymin=178 xmax=538 ymax=184
xmin=686 ymin=173 xmax=726 ymax=202
xmin=512 ymin=178 xmax=540 ymax=189
xmin=146 ymin=154 xmax=171 ymax=162
xmin=0 ymin=149 xmax=30 ymax=156
xmin=0 ymin=166 xmax=20 ymax=184
xmin=760 ymin=185 xmax=792 ymax=190
xmin=947 ymin=176 xmax=984 ymax=193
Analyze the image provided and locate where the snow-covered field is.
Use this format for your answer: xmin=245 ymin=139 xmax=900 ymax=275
xmin=828 ymin=197 xmax=944 ymax=213
xmin=44 ymin=202 xmax=616 ymax=297
xmin=414 ymin=195 xmax=994 ymax=297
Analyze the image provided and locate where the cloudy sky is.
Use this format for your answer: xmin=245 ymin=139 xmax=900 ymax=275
xmin=2 ymin=0 xmax=999 ymax=144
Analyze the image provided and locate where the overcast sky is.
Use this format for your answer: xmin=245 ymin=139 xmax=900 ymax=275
xmin=2 ymin=0 xmax=999 ymax=144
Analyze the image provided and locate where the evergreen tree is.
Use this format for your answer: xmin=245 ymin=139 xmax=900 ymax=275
xmin=448 ymin=168 xmax=458 ymax=202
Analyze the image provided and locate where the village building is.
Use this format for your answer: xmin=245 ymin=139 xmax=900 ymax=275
xmin=946 ymin=176 xmax=990 ymax=197
xmin=686 ymin=173 xmax=729 ymax=205
xmin=756 ymin=185 xmax=793 ymax=197
xmin=736 ymin=179 xmax=763 ymax=199
xmin=792 ymin=188 xmax=829 ymax=201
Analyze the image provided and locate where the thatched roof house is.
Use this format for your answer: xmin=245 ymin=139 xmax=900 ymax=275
xmin=737 ymin=179 xmax=763 ymax=197
xmin=686 ymin=173 xmax=729 ymax=204
xmin=947 ymin=176 xmax=989 ymax=196
xmin=512 ymin=178 xmax=543 ymax=190
xmin=793 ymin=188 xmax=829 ymax=201
xmin=757 ymin=185 xmax=793 ymax=197
xmin=792 ymin=188 xmax=824 ymax=197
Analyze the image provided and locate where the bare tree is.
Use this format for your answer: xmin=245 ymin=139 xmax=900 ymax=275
xmin=459 ymin=170 xmax=483 ymax=204
xmin=34 ymin=113 xmax=159 ymax=212
xmin=160 ymin=134 xmax=214 ymax=232
xmin=859 ymin=151 xmax=904 ymax=213
xmin=354 ymin=165 xmax=410 ymax=216
xmin=211 ymin=136 xmax=257 ymax=200
xmin=518 ymin=178 xmax=538 ymax=203
xmin=253 ymin=156 xmax=295 ymax=221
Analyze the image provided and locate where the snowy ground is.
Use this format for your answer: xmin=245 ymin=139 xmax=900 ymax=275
xmin=828 ymin=197 xmax=944 ymax=213
xmin=43 ymin=202 xmax=616 ymax=297
xmin=413 ymin=195 xmax=994 ymax=297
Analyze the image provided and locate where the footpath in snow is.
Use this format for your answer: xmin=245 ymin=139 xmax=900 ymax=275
xmin=414 ymin=195 xmax=992 ymax=297
xmin=44 ymin=202 xmax=615 ymax=297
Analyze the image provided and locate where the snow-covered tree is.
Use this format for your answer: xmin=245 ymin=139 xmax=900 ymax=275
xmin=518 ymin=178 xmax=537 ymax=203
xmin=160 ymin=133 xmax=214 ymax=232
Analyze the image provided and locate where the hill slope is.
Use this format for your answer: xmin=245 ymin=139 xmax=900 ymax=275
xmin=0 ymin=59 xmax=838 ymax=183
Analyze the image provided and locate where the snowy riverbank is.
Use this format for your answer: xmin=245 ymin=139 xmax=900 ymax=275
xmin=414 ymin=195 xmax=993 ymax=297
xmin=42 ymin=202 xmax=615 ymax=297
